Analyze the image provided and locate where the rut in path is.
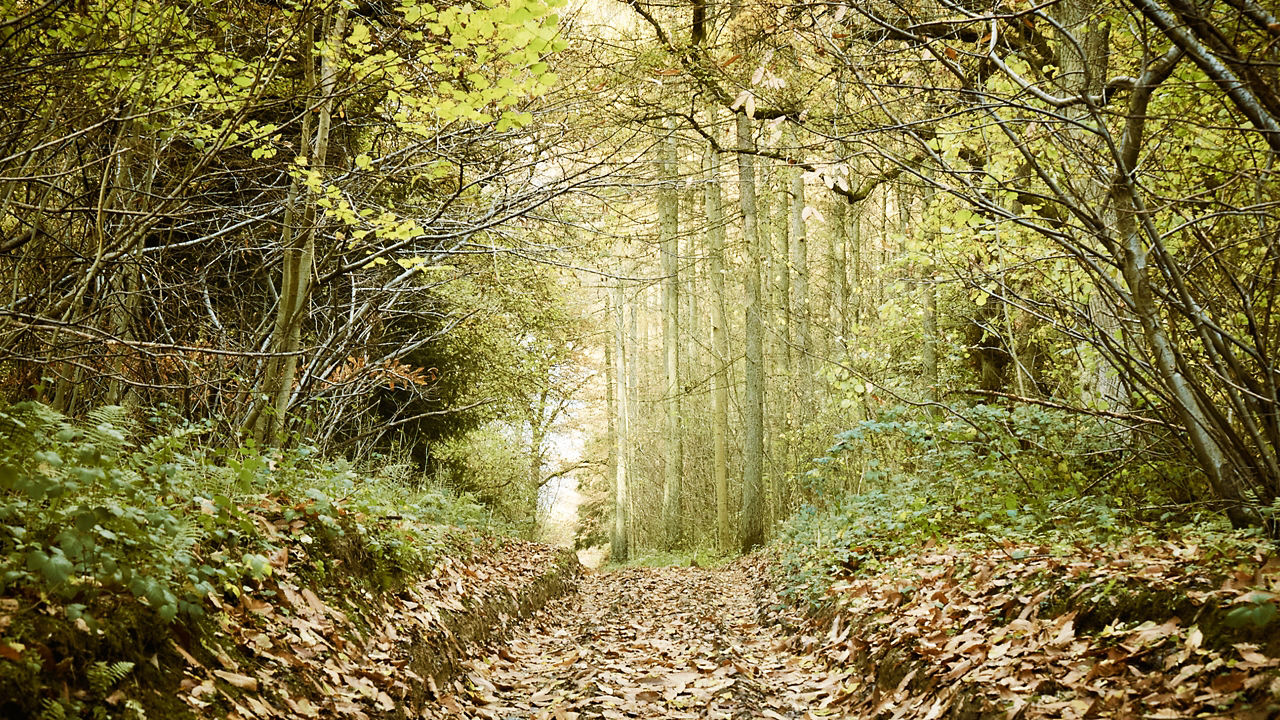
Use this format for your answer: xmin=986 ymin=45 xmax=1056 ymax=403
xmin=432 ymin=565 xmax=854 ymax=719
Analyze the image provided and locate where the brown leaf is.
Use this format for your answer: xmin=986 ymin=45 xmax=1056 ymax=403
xmin=214 ymin=670 xmax=259 ymax=690
xmin=1211 ymin=671 xmax=1247 ymax=694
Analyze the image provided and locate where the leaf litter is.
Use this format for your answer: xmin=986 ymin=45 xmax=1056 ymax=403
xmin=139 ymin=524 xmax=1280 ymax=719
xmin=162 ymin=524 xmax=578 ymax=720
xmin=755 ymin=536 xmax=1280 ymax=719
xmin=431 ymin=566 xmax=855 ymax=720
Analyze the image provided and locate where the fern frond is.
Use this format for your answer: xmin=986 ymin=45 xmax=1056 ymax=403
xmin=83 ymin=405 xmax=138 ymax=458
xmin=37 ymin=698 xmax=67 ymax=720
xmin=87 ymin=659 xmax=135 ymax=694
xmin=130 ymin=423 xmax=209 ymax=470
xmin=164 ymin=520 xmax=202 ymax=568
xmin=0 ymin=401 xmax=65 ymax=466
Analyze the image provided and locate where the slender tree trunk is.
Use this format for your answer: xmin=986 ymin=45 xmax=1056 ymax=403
xmin=626 ymin=292 xmax=639 ymax=552
xmin=850 ymin=199 xmax=863 ymax=325
xmin=831 ymin=195 xmax=849 ymax=350
xmin=611 ymin=270 xmax=630 ymax=561
xmin=1103 ymin=40 xmax=1256 ymax=525
xmin=737 ymin=113 xmax=765 ymax=551
xmin=767 ymin=161 xmax=789 ymax=526
xmin=1057 ymin=0 xmax=1127 ymax=414
xmin=659 ymin=124 xmax=683 ymax=549
xmin=922 ymin=281 xmax=938 ymax=404
xmin=105 ymin=125 xmax=153 ymax=410
xmin=705 ymin=147 xmax=731 ymax=551
xmin=1116 ymin=187 xmax=1253 ymax=526
xmin=605 ymin=322 xmax=616 ymax=496
xmin=775 ymin=163 xmax=793 ymax=379
xmin=789 ymin=169 xmax=810 ymax=383
xmin=252 ymin=9 xmax=347 ymax=445
xmin=781 ymin=168 xmax=808 ymax=515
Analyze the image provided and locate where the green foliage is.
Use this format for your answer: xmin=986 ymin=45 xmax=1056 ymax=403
xmin=86 ymin=660 xmax=135 ymax=696
xmin=0 ymin=402 xmax=213 ymax=623
xmin=810 ymin=403 xmax=1197 ymax=522
xmin=0 ymin=399 xmax=503 ymax=716
xmin=429 ymin=423 xmax=533 ymax=531
xmin=0 ymin=401 xmax=497 ymax=625
xmin=30 ymin=660 xmax=142 ymax=720
xmin=1224 ymin=592 xmax=1279 ymax=630
xmin=778 ymin=402 xmax=1215 ymax=609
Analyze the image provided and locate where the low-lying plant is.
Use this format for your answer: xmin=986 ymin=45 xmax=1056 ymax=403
xmin=0 ymin=400 xmax=494 ymax=718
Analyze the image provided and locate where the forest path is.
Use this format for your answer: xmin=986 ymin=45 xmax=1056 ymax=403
xmin=434 ymin=566 xmax=853 ymax=719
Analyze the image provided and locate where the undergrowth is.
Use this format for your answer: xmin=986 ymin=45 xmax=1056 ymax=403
xmin=615 ymin=547 xmax=733 ymax=570
xmin=0 ymin=400 xmax=492 ymax=718
xmin=777 ymin=403 xmax=1273 ymax=612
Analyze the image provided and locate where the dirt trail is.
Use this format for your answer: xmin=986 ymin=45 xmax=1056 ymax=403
xmin=430 ymin=566 xmax=852 ymax=719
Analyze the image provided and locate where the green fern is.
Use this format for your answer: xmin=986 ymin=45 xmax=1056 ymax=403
xmin=37 ymin=698 xmax=68 ymax=720
xmin=0 ymin=401 xmax=64 ymax=467
xmin=163 ymin=520 xmax=201 ymax=570
xmin=87 ymin=659 xmax=135 ymax=695
xmin=83 ymin=405 xmax=137 ymax=460
xmin=130 ymin=422 xmax=207 ymax=469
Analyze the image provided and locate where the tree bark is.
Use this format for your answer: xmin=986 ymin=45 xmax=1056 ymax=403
xmin=830 ymin=195 xmax=849 ymax=350
xmin=705 ymin=147 xmax=731 ymax=552
xmin=253 ymin=9 xmax=347 ymax=445
xmin=737 ymin=113 xmax=765 ymax=551
xmin=611 ymin=267 xmax=630 ymax=562
xmin=659 ymin=124 xmax=683 ymax=549
xmin=922 ymin=280 xmax=938 ymax=404
xmin=789 ymin=169 xmax=809 ymax=388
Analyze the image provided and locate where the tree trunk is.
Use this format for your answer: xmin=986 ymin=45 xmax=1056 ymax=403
xmin=1057 ymin=0 xmax=1128 ymax=414
xmin=737 ymin=113 xmax=765 ymax=551
xmin=252 ymin=9 xmax=347 ymax=445
xmin=105 ymin=125 xmax=154 ymax=410
xmin=788 ymin=169 xmax=809 ymax=383
xmin=782 ymin=168 xmax=808 ymax=515
xmin=922 ymin=280 xmax=938 ymax=405
xmin=659 ymin=125 xmax=683 ymax=549
xmin=611 ymin=269 xmax=630 ymax=562
xmin=1104 ymin=41 xmax=1257 ymax=525
xmin=830 ymin=195 xmax=849 ymax=350
xmin=767 ymin=160 xmax=789 ymax=526
xmin=850 ymin=199 xmax=863 ymax=325
xmin=705 ymin=147 xmax=731 ymax=552
xmin=626 ymin=288 xmax=639 ymax=552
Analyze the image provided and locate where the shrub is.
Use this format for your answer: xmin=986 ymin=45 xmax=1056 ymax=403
xmin=0 ymin=401 xmax=496 ymax=626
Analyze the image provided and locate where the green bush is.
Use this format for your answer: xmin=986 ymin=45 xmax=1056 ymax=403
xmin=0 ymin=402 xmax=221 ymax=623
xmin=778 ymin=402 xmax=1215 ymax=609
xmin=0 ymin=401 xmax=495 ymax=626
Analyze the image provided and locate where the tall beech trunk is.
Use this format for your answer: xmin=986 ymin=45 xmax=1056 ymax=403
xmin=611 ymin=268 xmax=630 ymax=562
xmin=659 ymin=125 xmax=683 ymax=549
xmin=737 ymin=113 xmax=765 ymax=551
xmin=705 ymin=147 xmax=731 ymax=551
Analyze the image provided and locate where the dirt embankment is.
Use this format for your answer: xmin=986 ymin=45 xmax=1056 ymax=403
xmin=1 ymin=535 xmax=581 ymax=720
xmin=753 ymin=539 xmax=1280 ymax=719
